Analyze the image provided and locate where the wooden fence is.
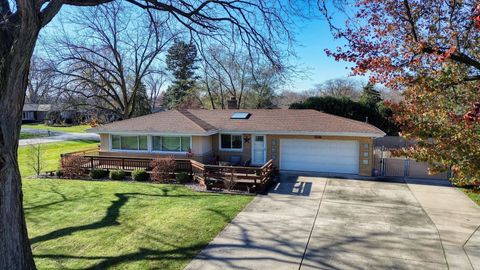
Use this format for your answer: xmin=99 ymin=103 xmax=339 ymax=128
xmin=374 ymin=148 xmax=449 ymax=180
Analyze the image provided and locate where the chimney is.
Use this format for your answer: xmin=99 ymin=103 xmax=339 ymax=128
xmin=227 ymin=97 xmax=238 ymax=109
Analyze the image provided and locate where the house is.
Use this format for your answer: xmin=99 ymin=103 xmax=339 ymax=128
xmin=90 ymin=108 xmax=385 ymax=176
xmin=22 ymin=103 xmax=52 ymax=122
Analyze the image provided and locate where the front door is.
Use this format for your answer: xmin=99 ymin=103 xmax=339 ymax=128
xmin=252 ymin=135 xmax=266 ymax=165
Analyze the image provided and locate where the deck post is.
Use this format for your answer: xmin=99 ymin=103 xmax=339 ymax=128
xmin=122 ymin=158 xmax=125 ymax=170
xmin=189 ymin=161 xmax=193 ymax=177
xmin=90 ymin=156 xmax=94 ymax=169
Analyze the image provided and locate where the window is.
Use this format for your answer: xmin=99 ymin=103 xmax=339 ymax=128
xmin=220 ymin=134 xmax=243 ymax=150
xmin=111 ymin=135 xmax=148 ymax=151
xmin=255 ymin=135 xmax=264 ymax=142
xmin=230 ymin=112 xmax=251 ymax=119
xmin=152 ymin=136 xmax=190 ymax=152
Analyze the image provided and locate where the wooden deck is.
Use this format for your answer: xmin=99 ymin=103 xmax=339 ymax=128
xmin=61 ymin=150 xmax=274 ymax=193
xmin=191 ymin=160 xmax=274 ymax=193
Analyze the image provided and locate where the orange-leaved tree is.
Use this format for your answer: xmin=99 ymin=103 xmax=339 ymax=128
xmin=321 ymin=0 xmax=480 ymax=184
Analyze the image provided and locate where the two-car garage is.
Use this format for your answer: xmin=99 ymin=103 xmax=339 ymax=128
xmin=279 ymin=139 xmax=360 ymax=174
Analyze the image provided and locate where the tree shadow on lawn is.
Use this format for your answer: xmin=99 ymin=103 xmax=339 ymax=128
xmin=30 ymin=190 xmax=226 ymax=245
xmin=32 ymin=205 xmax=309 ymax=269
xmin=34 ymin=245 xmax=207 ymax=270
xmin=24 ymin=184 xmax=101 ymax=211
xmin=29 ymin=187 xmax=254 ymax=268
xmin=29 ymin=191 xmax=246 ymax=269
xmin=30 ymin=192 xmax=128 ymax=245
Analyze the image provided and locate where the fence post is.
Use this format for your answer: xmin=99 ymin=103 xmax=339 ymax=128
xmin=404 ymin=158 xmax=410 ymax=178
xmin=381 ymin=146 xmax=385 ymax=176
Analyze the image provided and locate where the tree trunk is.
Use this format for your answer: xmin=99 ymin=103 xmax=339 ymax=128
xmin=0 ymin=18 xmax=40 ymax=269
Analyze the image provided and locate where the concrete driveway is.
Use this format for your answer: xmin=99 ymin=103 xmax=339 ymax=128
xmin=185 ymin=174 xmax=480 ymax=270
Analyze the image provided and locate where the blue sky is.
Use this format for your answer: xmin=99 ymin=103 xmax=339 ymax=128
xmin=290 ymin=17 xmax=363 ymax=92
xmin=39 ymin=4 xmax=364 ymax=93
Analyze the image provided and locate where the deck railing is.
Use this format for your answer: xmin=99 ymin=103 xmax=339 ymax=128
xmin=61 ymin=146 xmax=100 ymax=157
xmin=62 ymin=154 xmax=193 ymax=172
xmin=192 ymin=159 xmax=274 ymax=193
xmin=60 ymin=150 xmax=274 ymax=193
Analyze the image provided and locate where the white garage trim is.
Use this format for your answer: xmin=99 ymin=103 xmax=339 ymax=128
xmin=279 ymin=139 xmax=359 ymax=174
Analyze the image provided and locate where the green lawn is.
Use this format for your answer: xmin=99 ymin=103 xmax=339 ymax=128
xmin=459 ymin=187 xmax=480 ymax=206
xmin=24 ymin=179 xmax=252 ymax=269
xmin=19 ymin=141 xmax=253 ymax=269
xmin=20 ymin=132 xmax=49 ymax=140
xmin=18 ymin=140 xmax=99 ymax=177
xmin=22 ymin=123 xmax=92 ymax=133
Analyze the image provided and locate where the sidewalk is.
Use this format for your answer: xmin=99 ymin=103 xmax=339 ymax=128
xmin=406 ymin=178 xmax=480 ymax=270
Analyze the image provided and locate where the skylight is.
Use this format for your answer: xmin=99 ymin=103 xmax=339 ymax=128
xmin=230 ymin=112 xmax=251 ymax=119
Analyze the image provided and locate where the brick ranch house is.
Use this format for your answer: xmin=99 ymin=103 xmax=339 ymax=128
xmin=90 ymin=109 xmax=385 ymax=176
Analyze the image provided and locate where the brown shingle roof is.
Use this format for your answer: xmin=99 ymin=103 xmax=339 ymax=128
xmin=92 ymin=109 xmax=385 ymax=136
xmin=91 ymin=110 xmax=214 ymax=134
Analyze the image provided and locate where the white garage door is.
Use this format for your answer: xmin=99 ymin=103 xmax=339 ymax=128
xmin=280 ymin=139 xmax=359 ymax=174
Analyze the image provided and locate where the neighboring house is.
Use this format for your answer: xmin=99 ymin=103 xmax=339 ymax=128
xmin=48 ymin=108 xmax=97 ymax=125
xmin=22 ymin=103 xmax=52 ymax=122
xmin=22 ymin=103 xmax=118 ymax=124
xmin=91 ymin=108 xmax=385 ymax=176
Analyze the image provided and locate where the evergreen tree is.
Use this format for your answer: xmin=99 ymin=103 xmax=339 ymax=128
xmin=359 ymin=82 xmax=381 ymax=108
xmin=163 ymin=41 xmax=198 ymax=109
xmin=132 ymin=82 xmax=152 ymax=117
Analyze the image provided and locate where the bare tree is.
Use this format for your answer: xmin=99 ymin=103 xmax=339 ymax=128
xmin=198 ymin=45 xmax=286 ymax=109
xmin=50 ymin=2 xmax=172 ymax=119
xmin=26 ymin=144 xmax=45 ymax=176
xmin=200 ymin=46 xmax=249 ymax=109
xmin=274 ymin=90 xmax=310 ymax=108
xmin=26 ymin=56 xmax=56 ymax=104
xmin=313 ymin=78 xmax=360 ymax=100
xmin=0 ymin=0 xmax=303 ymax=267
xmin=144 ymin=72 xmax=167 ymax=110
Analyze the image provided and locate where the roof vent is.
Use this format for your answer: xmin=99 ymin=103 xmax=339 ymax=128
xmin=230 ymin=112 xmax=251 ymax=119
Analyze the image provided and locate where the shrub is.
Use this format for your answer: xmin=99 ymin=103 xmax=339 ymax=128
xmin=55 ymin=170 xmax=64 ymax=178
xmin=61 ymin=155 xmax=86 ymax=178
xmin=150 ymin=157 xmax=176 ymax=182
xmin=132 ymin=169 xmax=149 ymax=182
xmin=90 ymin=169 xmax=108 ymax=179
xmin=109 ymin=170 xmax=126 ymax=180
xmin=176 ymin=172 xmax=190 ymax=184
